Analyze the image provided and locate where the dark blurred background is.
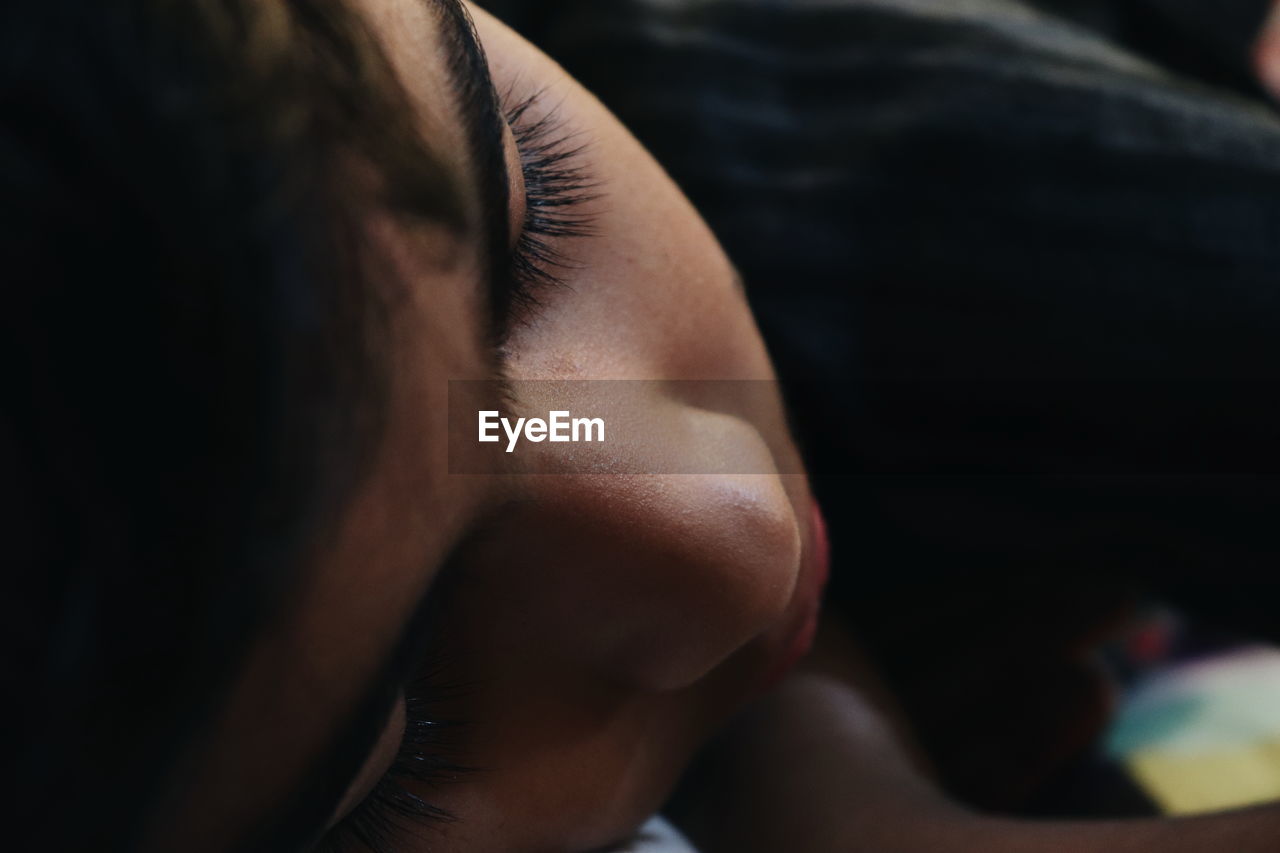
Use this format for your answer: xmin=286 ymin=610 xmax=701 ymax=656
xmin=484 ymin=0 xmax=1280 ymax=817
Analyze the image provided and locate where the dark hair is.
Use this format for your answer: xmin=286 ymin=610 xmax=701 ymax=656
xmin=0 ymin=1 xmax=463 ymax=848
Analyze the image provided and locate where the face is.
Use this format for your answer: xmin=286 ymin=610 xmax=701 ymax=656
xmin=158 ymin=3 xmax=828 ymax=851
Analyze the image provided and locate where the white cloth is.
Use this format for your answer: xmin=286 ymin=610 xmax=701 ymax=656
xmin=623 ymin=817 xmax=699 ymax=853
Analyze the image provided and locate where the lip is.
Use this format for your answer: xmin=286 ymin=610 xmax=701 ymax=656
xmin=756 ymin=499 xmax=831 ymax=693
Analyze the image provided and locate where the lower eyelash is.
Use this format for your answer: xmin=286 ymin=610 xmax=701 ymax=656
xmin=316 ymin=664 xmax=471 ymax=853
xmin=504 ymin=89 xmax=599 ymax=318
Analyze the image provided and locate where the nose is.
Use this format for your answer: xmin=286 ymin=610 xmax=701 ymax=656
xmin=520 ymin=459 xmax=804 ymax=692
xmin=458 ymin=374 xmax=804 ymax=690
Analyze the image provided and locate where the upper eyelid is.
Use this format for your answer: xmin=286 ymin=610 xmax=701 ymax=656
xmin=317 ymin=697 xmax=406 ymax=837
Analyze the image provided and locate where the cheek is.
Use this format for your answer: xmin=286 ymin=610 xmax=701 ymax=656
xmin=446 ymin=471 xmax=802 ymax=694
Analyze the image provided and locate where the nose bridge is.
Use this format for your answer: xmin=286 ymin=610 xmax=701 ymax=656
xmin=661 ymin=378 xmax=795 ymax=457
xmin=504 ymin=379 xmax=798 ymax=478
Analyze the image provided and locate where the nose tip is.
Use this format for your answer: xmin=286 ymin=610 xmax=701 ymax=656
xmin=602 ymin=470 xmax=803 ymax=692
xmin=698 ymin=471 xmax=805 ymax=626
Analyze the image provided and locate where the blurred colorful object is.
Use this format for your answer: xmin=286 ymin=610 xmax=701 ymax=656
xmin=1106 ymin=645 xmax=1280 ymax=814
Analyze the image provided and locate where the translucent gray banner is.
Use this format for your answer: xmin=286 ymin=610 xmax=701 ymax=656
xmin=448 ymin=380 xmax=806 ymax=475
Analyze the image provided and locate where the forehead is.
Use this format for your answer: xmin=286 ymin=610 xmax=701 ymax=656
xmin=149 ymin=3 xmax=497 ymax=849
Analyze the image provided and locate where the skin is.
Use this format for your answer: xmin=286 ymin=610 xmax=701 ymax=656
xmin=1257 ymin=1 xmax=1280 ymax=98
xmin=675 ymin=663 xmax=1280 ymax=853
xmin=153 ymin=2 xmax=824 ymax=852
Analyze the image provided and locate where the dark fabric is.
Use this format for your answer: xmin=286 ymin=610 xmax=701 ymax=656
xmin=1031 ymin=0 xmax=1270 ymax=91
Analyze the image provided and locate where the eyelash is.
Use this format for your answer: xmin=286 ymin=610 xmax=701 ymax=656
xmin=315 ymin=92 xmax=594 ymax=853
xmin=314 ymin=660 xmax=469 ymax=853
xmin=501 ymin=90 xmax=598 ymax=323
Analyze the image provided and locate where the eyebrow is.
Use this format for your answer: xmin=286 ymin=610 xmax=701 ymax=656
xmin=431 ymin=0 xmax=516 ymax=336
xmin=258 ymin=3 xmax=513 ymax=848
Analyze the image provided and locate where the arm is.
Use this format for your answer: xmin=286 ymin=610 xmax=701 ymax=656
xmin=670 ymin=609 xmax=1280 ymax=853
xmin=674 ymin=671 xmax=1280 ymax=853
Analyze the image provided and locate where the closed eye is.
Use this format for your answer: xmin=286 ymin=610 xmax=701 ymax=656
xmin=498 ymin=88 xmax=599 ymax=335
